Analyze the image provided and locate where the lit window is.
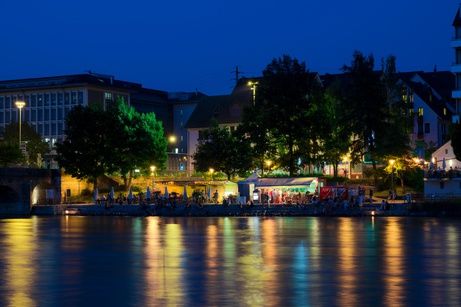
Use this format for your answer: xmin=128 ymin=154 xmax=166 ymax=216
xmin=418 ymin=108 xmax=424 ymax=117
xmin=104 ymin=92 xmax=113 ymax=101
xmin=443 ymin=108 xmax=447 ymax=116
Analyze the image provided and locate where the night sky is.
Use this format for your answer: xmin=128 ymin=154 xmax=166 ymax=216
xmin=0 ymin=0 xmax=456 ymax=95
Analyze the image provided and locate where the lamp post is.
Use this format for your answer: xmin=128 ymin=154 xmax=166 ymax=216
xmin=247 ymin=81 xmax=259 ymax=106
xmin=150 ymin=165 xmax=156 ymax=190
xmin=209 ymin=168 xmax=214 ymax=181
xmin=389 ymin=159 xmax=395 ymax=199
xmin=15 ymin=101 xmax=26 ymax=149
xmin=264 ymin=159 xmax=272 ymax=176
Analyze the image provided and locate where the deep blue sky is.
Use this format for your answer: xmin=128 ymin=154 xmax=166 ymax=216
xmin=0 ymin=0 xmax=456 ymax=95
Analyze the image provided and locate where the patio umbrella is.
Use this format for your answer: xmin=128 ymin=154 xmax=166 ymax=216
xmin=109 ymin=187 xmax=115 ymax=201
xmin=93 ymin=188 xmax=99 ymax=204
xmin=128 ymin=187 xmax=134 ymax=203
xmin=146 ymin=187 xmax=151 ymax=202
xmin=183 ymin=185 xmax=188 ymax=200
xmin=207 ymin=185 xmax=212 ymax=200
xmin=442 ymin=157 xmax=446 ymax=170
xmin=164 ymin=186 xmax=169 ymax=199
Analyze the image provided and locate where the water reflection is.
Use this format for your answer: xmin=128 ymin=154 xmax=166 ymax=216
xmin=0 ymin=219 xmax=38 ymax=307
xmin=383 ymin=218 xmax=405 ymax=306
xmin=337 ymin=218 xmax=358 ymax=306
xmin=0 ymin=217 xmax=460 ymax=306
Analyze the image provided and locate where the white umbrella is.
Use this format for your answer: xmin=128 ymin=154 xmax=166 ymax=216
xmin=207 ymin=185 xmax=212 ymax=200
xmin=109 ymin=186 xmax=115 ymax=200
xmin=183 ymin=185 xmax=188 ymax=200
xmin=128 ymin=187 xmax=133 ymax=203
xmin=164 ymin=186 xmax=169 ymax=199
xmin=146 ymin=186 xmax=151 ymax=201
xmin=442 ymin=157 xmax=446 ymax=170
xmin=93 ymin=188 xmax=99 ymax=204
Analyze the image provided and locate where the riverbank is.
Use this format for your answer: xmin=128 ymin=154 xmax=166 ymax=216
xmin=28 ymin=202 xmax=461 ymax=217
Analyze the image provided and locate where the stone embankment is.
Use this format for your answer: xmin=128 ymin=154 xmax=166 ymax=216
xmin=31 ymin=203 xmax=415 ymax=217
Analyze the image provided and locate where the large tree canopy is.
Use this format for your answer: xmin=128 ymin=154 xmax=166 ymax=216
xmin=56 ymin=100 xmax=167 ymax=189
xmin=110 ymin=100 xmax=167 ymax=187
xmin=253 ymin=55 xmax=320 ymax=176
xmin=56 ymin=106 xmax=113 ymax=188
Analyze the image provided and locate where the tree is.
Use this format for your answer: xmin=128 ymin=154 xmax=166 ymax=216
xmin=314 ymin=92 xmax=352 ymax=177
xmin=110 ymin=99 xmax=167 ymax=188
xmin=56 ymin=106 xmax=113 ymax=189
xmin=342 ymin=52 xmax=409 ymax=183
xmin=193 ymin=123 xmax=253 ymax=180
xmin=0 ymin=142 xmax=24 ymax=167
xmin=239 ymin=102 xmax=277 ymax=175
xmin=257 ymin=55 xmax=319 ymax=176
xmin=3 ymin=122 xmax=49 ymax=167
xmin=452 ymin=123 xmax=461 ymax=161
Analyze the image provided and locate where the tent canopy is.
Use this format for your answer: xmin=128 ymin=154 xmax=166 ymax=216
xmin=253 ymin=177 xmax=316 ymax=187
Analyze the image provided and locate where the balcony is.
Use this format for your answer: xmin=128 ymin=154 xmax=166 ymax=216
xmin=452 ymin=38 xmax=461 ymax=48
xmin=452 ymin=63 xmax=461 ymax=73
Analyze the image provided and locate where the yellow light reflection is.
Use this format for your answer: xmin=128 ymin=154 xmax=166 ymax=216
xmin=144 ymin=218 xmax=183 ymax=306
xmin=337 ymin=218 xmax=358 ymax=306
xmin=206 ymin=224 xmax=219 ymax=305
xmin=262 ymin=218 xmax=279 ymax=305
xmin=1 ymin=219 xmax=38 ymax=307
xmin=238 ymin=218 xmax=264 ymax=306
xmin=383 ymin=218 xmax=404 ymax=306
xmin=445 ymin=225 xmax=459 ymax=304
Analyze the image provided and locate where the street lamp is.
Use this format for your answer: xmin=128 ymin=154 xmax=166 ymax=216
xmin=247 ymin=81 xmax=259 ymax=106
xmin=264 ymin=159 xmax=272 ymax=175
xmin=15 ymin=101 xmax=26 ymax=149
xmin=150 ymin=165 xmax=156 ymax=190
xmin=389 ymin=159 xmax=396 ymax=199
xmin=209 ymin=168 xmax=214 ymax=181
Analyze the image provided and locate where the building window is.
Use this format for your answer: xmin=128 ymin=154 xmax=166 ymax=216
xmin=104 ymin=92 xmax=113 ymax=101
xmin=37 ymin=94 xmax=43 ymax=107
xmin=418 ymin=107 xmax=424 ymax=117
xmin=78 ymin=91 xmax=83 ymax=105
xmin=0 ymin=97 xmax=3 ymax=109
xmin=446 ymin=149 xmax=449 ymax=155
xmin=5 ymin=97 xmax=11 ymax=109
xmin=51 ymin=93 xmax=56 ymax=106
xmin=424 ymin=123 xmax=430 ymax=134
xmin=58 ymin=93 xmax=64 ymax=105
xmin=64 ymin=93 xmax=70 ymax=105
xmin=31 ymin=95 xmax=36 ymax=107
xmin=44 ymin=94 xmax=50 ymax=106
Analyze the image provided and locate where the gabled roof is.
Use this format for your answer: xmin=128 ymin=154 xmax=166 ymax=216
xmin=417 ymin=71 xmax=454 ymax=101
xmin=406 ymin=80 xmax=451 ymax=119
xmin=454 ymin=8 xmax=461 ymax=27
xmin=185 ymin=95 xmax=235 ymax=128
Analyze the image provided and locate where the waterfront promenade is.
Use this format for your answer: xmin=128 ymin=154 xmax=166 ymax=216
xmin=32 ymin=202 xmax=416 ymax=217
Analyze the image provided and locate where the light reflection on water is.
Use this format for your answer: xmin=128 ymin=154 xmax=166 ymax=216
xmin=0 ymin=217 xmax=460 ymax=306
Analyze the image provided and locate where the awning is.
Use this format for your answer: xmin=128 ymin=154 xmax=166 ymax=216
xmin=254 ymin=177 xmax=316 ymax=187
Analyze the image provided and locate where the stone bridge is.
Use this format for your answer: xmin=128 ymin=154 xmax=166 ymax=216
xmin=0 ymin=168 xmax=61 ymax=216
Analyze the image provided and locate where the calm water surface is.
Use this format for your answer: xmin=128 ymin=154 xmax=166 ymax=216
xmin=0 ymin=216 xmax=460 ymax=306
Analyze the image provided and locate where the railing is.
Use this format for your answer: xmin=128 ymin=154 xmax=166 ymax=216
xmin=424 ymin=169 xmax=461 ymax=179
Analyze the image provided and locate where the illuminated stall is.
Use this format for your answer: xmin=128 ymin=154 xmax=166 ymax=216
xmin=238 ymin=177 xmax=321 ymax=204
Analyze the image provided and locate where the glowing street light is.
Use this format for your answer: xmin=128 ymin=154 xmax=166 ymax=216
xmin=247 ymin=81 xmax=259 ymax=106
xmin=15 ymin=101 xmax=26 ymax=149
xmin=209 ymin=168 xmax=215 ymax=181
xmin=168 ymin=135 xmax=177 ymax=144
xmin=389 ymin=159 xmax=396 ymax=198
xmin=265 ymin=159 xmax=272 ymax=175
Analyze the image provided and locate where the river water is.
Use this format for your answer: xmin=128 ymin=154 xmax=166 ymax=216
xmin=0 ymin=216 xmax=460 ymax=306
